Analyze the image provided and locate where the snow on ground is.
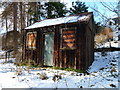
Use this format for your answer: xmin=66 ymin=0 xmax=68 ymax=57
xmin=0 ymin=51 xmax=119 ymax=89
xmin=96 ymin=41 xmax=120 ymax=48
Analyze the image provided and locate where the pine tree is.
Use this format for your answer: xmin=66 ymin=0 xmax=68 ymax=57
xmin=44 ymin=2 xmax=68 ymax=19
xmin=69 ymin=2 xmax=88 ymax=15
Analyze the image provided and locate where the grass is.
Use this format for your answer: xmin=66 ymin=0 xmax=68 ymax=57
xmin=15 ymin=60 xmax=87 ymax=73
xmin=51 ymin=67 xmax=87 ymax=73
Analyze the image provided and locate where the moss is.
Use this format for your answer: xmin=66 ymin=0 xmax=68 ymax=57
xmin=15 ymin=61 xmax=87 ymax=73
xmin=52 ymin=67 xmax=87 ymax=73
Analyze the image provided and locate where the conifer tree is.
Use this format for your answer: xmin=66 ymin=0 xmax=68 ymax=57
xmin=44 ymin=2 xmax=68 ymax=19
xmin=69 ymin=2 xmax=88 ymax=15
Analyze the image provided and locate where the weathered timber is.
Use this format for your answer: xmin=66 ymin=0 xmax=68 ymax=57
xmin=22 ymin=12 xmax=95 ymax=70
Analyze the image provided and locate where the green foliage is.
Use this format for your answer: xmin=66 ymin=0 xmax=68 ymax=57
xmin=69 ymin=2 xmax=88 ymax=15
xmin=44 ymin=2 xmax=68 ymax=19
xmin=27 ymin=2 xmax=68 ymax=23
xmin=28 ymin=2 xmax=44 ymax=23
xmin=52 ymin=67 xmax=87 ymax=73
xmin=15 ymin=61 xmax=87 ymax=73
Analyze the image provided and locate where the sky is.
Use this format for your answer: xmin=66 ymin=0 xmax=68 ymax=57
xmin=86 ymin=2 xmax=118 ymax=23
xmin=62 ymin=0 xmax=119 ymax=23
xmin=0 ymin=0 xmax=119 ymax=33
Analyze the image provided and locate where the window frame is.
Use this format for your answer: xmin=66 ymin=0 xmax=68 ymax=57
xmin=26 ymin=31 xmax=37 ymax=50
xmin=60 ymin=27 xmax=77 ymax=50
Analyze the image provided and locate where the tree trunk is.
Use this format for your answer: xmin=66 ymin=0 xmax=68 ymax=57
xmin=20 ymin=2 xmax=23 ymax=30
xmin=5 ymin=17 xmax=8 ymax=32
xmin=23 ymin=3 xmax=26 ymax=29
xmin=13 ymin=2 xmax=18 ymax=57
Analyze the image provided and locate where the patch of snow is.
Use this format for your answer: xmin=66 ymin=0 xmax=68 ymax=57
xmin=25 ymin=14 xmax=91 ymax=29
xmin=0 ymin=51 xmax=119 ymax=89
xmin=113 ymin=30 xmax=120 ymax=41
xmin=0 ymin=50 xmax=5 ymax=55
xmin=96 ymin=41 xmax=120 ymax=48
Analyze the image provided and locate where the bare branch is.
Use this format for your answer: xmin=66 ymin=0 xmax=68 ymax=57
xmin=90 ymin=6 xmax=109 ymax=20
xmin=100 ymin=2 xmax=118 ymax=14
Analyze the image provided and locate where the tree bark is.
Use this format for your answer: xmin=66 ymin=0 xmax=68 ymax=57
xmin=20 ymin=2 xmax=23 ymax=30
xmin=5 ymin=16 xmax=8 ymax=32
xmin=13 ymin=2 xmax=18 ymax=57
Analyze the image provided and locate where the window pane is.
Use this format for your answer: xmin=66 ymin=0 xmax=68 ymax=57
xmin=27 ymin=32 xmax=36 ymax=49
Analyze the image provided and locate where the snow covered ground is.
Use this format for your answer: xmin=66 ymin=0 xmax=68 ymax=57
xmin=0 ymin=51 xmax=119 ymax=89
xmin=96 ymin=41 xmax=120 ymax=48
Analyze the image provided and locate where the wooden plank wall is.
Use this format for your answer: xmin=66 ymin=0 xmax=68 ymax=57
xmin=78 ymin=24 xmax=86 ymax=70
xmin=84 ymin=17 xmax=94 ymax=70
xmin=36 ymin=30 xmax=43 ymax=65
xmin=53 ymin=22 xmax=94 ymax=70
xmin=23 ymin=30 xmax=37 ymax=63
xmin=53 ymin=26 xmax=60 ymax=67
xmin=23 ymin=29 xmax=43 ymax=66
xmin=23 ymin=20 xmax=94 ymax=70
xmin=53 ymin=24 xmax=82 ymax=69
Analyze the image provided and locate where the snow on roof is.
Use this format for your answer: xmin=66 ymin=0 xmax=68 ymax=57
xmin=25 ymin=12 xmax=92 ymax=30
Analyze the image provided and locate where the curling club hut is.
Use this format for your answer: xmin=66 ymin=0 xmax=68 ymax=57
xmin=22 ymin=12 xmax=95 ymax=70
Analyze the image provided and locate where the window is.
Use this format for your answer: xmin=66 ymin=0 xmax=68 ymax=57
xmin=61 ymin=27 xmax=76 ymax=50
xmin=26 ymin=32 xmax=37 ymax=49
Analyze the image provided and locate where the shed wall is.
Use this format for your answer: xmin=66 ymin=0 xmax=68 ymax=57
xmin=23 ymin=20 xmax=94 ymax=70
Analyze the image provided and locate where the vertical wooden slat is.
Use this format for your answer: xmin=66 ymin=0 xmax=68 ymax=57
xmin=59 ymin=27 xmax=63 ymax=68
xmin=40 ymin=31 xmax=44 ymax=66
xmin=23 ymin=15 xmax=94 ymax=70
xmin=54 ymin=27 xmax=58 ymax=67
xmin=64 ymin=51 xmax=66 ymax=68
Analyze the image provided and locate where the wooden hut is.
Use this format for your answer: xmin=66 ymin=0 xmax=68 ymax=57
xmin=2 ymin=31 xmax=22 ymax=51
xmin=23 ymin=12 xmax=95 ymax=70
xmin=2 ymin=31 xmax=22 ymax=59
